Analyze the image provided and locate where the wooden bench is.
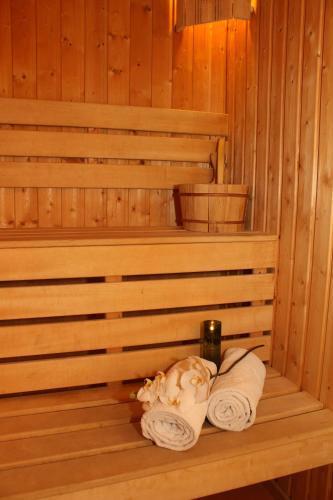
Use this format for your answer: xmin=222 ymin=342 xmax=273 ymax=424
xmin=0 ymin=99 xmax=333 ymax=499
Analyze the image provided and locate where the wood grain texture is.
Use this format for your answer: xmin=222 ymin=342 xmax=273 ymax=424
xmin=0 ymin=273 xmax=274 ymax=320
xmin=60 ymin=0 xmax=85 ymax=228
xmin=0 ymin=410 xmax=332 ymax=499
xmin=0 ymin=1 xmax=234 ymax=228
xmin=0 ymin=0 xmax=14 ymax=228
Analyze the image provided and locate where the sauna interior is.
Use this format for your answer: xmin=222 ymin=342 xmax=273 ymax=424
xmin=1 ymin=0 xmax=333 ymax=499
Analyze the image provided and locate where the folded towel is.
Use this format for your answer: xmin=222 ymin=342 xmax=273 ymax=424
xmin=137 ymin=356 xmax=217 ymax=451
xmin=207 ymin=347 xmax=266 ymax=431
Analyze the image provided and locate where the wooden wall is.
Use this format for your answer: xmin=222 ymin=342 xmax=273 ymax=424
xmin=1 ymin=0 xmax=333 ymax=496
xmin=251 ymin=0 xmax=333 ymax=498
xmin=0 ymin=0 xmax=252 ymax=228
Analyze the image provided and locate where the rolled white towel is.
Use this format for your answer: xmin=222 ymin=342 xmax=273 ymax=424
xmin=207 ymin=347 xmax=266 ymax=432
xmin=137 ymin=356 xmax=217 ymax=451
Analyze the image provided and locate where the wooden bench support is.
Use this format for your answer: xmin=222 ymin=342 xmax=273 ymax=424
xmin=0 ymin=227 xmax=330 ymax=499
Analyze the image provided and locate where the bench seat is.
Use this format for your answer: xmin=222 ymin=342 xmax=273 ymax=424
xmin=0 ymin=371 xmax=332 ymax=499
xmin=1 ymin=229 xmax=333 ymax=499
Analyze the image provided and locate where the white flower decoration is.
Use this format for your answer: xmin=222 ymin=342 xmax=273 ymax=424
xmin=137 ymin=357 xmax=217 ymax=413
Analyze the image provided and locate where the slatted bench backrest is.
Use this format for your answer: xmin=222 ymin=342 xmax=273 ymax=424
xmin=0 ymin=232 xmax=277 ymax=396
xmin=0 ymin=97 xmax=228 ymax=189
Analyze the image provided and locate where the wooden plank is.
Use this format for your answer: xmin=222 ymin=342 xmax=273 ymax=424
xmin=0 ymin=229 xmax=277 ymax=245
xmin=285 ymin=0 xmax=324 ymax=387
xmin=11 ymin=0 xmax=38 ymax=229
xmin=0 ymin=0 xmax=12 ymax=99
xmin=128 ymin=189 xmax=150 ymax=226
xmin=85 ymin=0 xmax=107 ymax=104
xmin=243 ymin=4 xmax=259 ymax=229
xmin=0 ymin=366 xmax=280 ymax=419
xmin=193 ymin=23 xmax=212 ymax=112
xmin=107 ymin=0 xmax=130 ymax=228
xmin=0 ymin=239 xmax=277 ymax=280
xmin=265 ymin=0 xmax=288 ymax=234
xmin=0 ymin=337 xmax=271 ymax=394
xmin=107 ymin=0 xmax=130 ymax=105
xmin=303 ymin=0 xmax=333 ymax=398
xmin=60 ymin=0 xmax=85 ymax=227
xmin=0 ymin=273 xmax=274 ymax=320
xmin=0 ymin=410 xmax=332 ymax=499
xmin=232 ymin=20 xmax=247 ymax=184
xmin=0 ymin=0 xmax=14 ymax=228
xmin=172 ymin=26 xmax=194 ymax=110
xmin=210 ymin=21 xmax=227 ymax=113
xmin=84 ymin=0 xmax=108 ymax=228
xmin=130 ymin=0 xmax=152 ymax=106
xmin=0 ymin=305 xmax=273 ymax=357
xmin=36 ymin=0 xmax=62 ymax=229
xmin=0 ymin=130 xmax=217 ymax=162
xmin=225 ymin=19 xmax=236 ymax=183
xmin=272 ymin=0 xmax=306 ymax=374
xmin=0 ymin=392 xmax=320 ymax=469
xmin=0 ymin=97 xmax=228 ymax=136
xmin=152 ymin=0 xmax=172 ymax=108
xmin=253 ymin=0 xmax=273 ymax=231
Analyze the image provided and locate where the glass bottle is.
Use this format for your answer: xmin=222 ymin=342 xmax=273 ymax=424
xmin=201 ymin=320 xmax=222 ymax=369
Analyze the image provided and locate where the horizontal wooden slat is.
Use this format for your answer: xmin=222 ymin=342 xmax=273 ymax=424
xmin=0 ymin=274 xmax=275 ymax=320
xmin=0 ymin=229 xmax=278 ymax=249
xmin=0 ymin=97 xmax=228 ymax=136
xmin=0 ymin=130 xmax=216 ymax=162
xmin=0 ymin=240 xmax=277 ymax=280
xmin=0 ymin=337 xmax=271 ymax=394
xmin=0 ymin=368 xmax=282 ymax=419
xmin=0 ymin=162 xmax=213 ymax=188
xmin=1 ymin=410 xmax=332 ymax=500
xmin=0 ymin=392 xmax=320 ymax=470
xmin=0 ymin=305 xmax=273 ymax=357
xmin=0 ymin=377 xmax=297 ymax=442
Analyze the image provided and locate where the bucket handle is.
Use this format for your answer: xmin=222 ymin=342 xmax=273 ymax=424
xmin=210 ymin=138 xmax=227 ymax=184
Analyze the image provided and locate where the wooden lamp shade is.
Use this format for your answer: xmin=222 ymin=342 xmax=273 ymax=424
xmin=176 ymin=0 xmax=252 ymax=31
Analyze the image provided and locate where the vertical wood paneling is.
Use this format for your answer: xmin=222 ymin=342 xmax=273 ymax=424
xmin=130 ymin=0 xmax=152 ymax=106
xmin=150 ymin=0 xmax=173 ymax=226
xmin=265 ymin=0 xmax=287 ymax=234
xmin=226 ymin=20 xmax=236 ymax=183
xmin=0 ymin=0 xmax=12 ymax=99
xmin=0 ymin=0 xmax=15 ymax=228
xmin=210 ymin=22 xmax=227 ymax=113
xmin=233 ymin=20 xmax=247 ymax=184
xmin=129 ymin=0 xmax=153 ymax=227
xmin=172 ymin=27 xmax=194 ymax=110
xmin=243 ymin=7 xmax=259 ymax=229
xmin=272 ymin=0 xmax=305 ymax=375
xmin=152 ymin=0 xmax=172 ymax=108
xmin=36 ymin=0 xmax=62 ymax=228
xmin=107 ymin=0 xmax=130 ymax=227
xmin=108 ymin=0 xmax=130 ymax=105
xmin=259 ymin=0 xmax=333 ymax=496
xmin=303 ymin=0 xmax=333 ymax=399
xmin=253 ymin=0 xmax=273 ymax=231
xmin=84 ymin=0 xmax=108 ymax=227
xmin=11 ymin=0 xmax=38 ymax=228
xmin=1 ymin=1 xmax=233 ymax=229
xmin=285 ymin=0 xmax=324 ymax=386
xmin=61 ymin=0 xmax=85 ymax=227
xmin=193 ymin=24 xmax=212 ymax=111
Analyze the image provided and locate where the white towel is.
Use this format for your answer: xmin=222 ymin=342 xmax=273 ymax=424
xmin=207 ymin=347 xmax=266 ymax=431
xmin=137 ymin=356 xmax=217 ymax=451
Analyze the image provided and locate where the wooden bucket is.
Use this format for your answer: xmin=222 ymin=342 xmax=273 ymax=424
xmin=178 ymin=183 xmax=248 ymax=233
